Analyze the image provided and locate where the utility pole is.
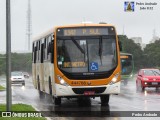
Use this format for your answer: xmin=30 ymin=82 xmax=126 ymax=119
xmin=6 ymin=0 xmax=12 ymax=111
xmin=26 ymin=0 xmax=32 ymax=51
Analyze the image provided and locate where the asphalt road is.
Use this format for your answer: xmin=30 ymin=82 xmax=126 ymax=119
xmin=0 ymin=75 xmax=160 ymax=120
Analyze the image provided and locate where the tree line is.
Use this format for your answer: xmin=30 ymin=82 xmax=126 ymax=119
xmin=0 ymin=53 xmax=32 ymax=75
xmin=0 ymin=35 xmax=160 ymax=75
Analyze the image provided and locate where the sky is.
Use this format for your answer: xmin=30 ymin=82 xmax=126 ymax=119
xmin=0 ymin=0 xmax=160 ymax=52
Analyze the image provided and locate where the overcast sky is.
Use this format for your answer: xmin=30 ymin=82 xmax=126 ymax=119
xmin=0 ymin=0 xmax=160 ymax=52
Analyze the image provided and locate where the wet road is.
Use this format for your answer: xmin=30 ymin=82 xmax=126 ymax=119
xmin=0 ymin=75 xmax=160 ymax=120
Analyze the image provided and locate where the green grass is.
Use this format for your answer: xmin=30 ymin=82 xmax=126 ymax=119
xmin=0 ymin=104 xmax=46 ymax=120
xmin=0 ymin=85 xmax=5 ymax=91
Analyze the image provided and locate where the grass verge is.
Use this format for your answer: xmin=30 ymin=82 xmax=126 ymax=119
xmin=0 ymin=85 xmax=5 ymax=91
xmin=0 ymin=103 xmax=46 ymax=120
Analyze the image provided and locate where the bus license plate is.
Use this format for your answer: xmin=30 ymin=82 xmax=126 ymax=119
xmin=152 ymin=82 xmax=158 ymax=85
xmin=84 ymin=91 xmax=95 ymax=95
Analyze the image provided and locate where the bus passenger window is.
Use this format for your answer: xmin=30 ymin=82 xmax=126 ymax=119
xmin=47 ymin=36 xmax=51 ymax=60
xmin=37 ymin=41 xmax=40 ymax=61
xmin=36 ymin=41 xmax=38 ymax=62
xmin=46 ymin=38 xmax=49 ymax=59
xmin=41 ymin=43 xmax=44 ymax=63
xmin=39 ymin=41 xmax=42 ymax=62
xmin=34 ymin=46 xmax=37 ymax=63
xmin=32 ymin=43 xmax=34 ymax=62
xmin=44 ymin=39 xmax=46 ymax=48
xmin=39 ymin=41 xmax=40 ymax=50
xmin=43 ymin=45 xmax=45 ymax=60
xmin=50 ymin=40 xmax=54 ymax=63
xmin=47 ymin=42 xmax=51 ymax=61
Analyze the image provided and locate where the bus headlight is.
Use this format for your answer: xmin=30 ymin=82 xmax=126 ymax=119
xmin=109 ymin=73 xmax=119 ymax=85
xmin=57 ymin=75 xmax=68 ymax=86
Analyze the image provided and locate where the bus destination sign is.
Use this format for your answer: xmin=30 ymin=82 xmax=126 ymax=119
xmin=57 ymin=27 xmax=115 ymax=36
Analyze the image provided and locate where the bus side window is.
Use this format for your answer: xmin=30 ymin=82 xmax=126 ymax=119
xmin=34 ymin=46 xmax=37 ymax=63
xmin=32 ymin=42 xmax=34 ymax=62
xmin=41 ymin=43 xmax=44 ymax=63
xmin=36 ymin=41 xmax=38 ymax=62
xmin=37 ymin=41 xmax=39 ymax=61
xmin=46 ymin=37 xmax=49 ymax=60
xmin=47 ymin=36 xmax=51 ymax=60
xmin=51 ymin=35 xmax=54 ymax=63
xmin=50 ymin=40 xmax=54 ymax=63
xmin=44 ymin=38 xmax=46 ymax=60
xmin=39 ymin=40 xmax=41 ymax=62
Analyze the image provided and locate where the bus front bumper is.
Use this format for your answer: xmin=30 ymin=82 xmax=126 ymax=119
xmin=54 ymin=81 xmax=120 ymax=97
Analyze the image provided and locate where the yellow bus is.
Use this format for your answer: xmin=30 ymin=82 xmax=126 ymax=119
xmin=32 ymin=23 xmax=122 ymax=106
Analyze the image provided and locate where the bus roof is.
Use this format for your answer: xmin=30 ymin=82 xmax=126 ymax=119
xmin=54 ymin=23 xmax=114 ymax=29
xmin=33 ymin=23 xmax=115 ymax=42
xmin=33 ymin=28 xmax=54 ymax=42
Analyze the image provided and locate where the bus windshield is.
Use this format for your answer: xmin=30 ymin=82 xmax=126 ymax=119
xmin=57 ymin=36 xmax=117 ymax=73
xmin=121 ymin=55 xmax=133 ymax=75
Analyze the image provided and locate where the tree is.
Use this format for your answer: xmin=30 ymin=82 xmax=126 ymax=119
xmin=143 ymin=40 xmax=160 ymax=68
xmin=11 ymin=53 xmax=32 ymax=73
xmin=118 ymin=35 xmax=145 ymax=71
xmin=0 ymin=53 xmax=32 ymax=75
xmin=0 ymin=54 xmax=6 ymax=75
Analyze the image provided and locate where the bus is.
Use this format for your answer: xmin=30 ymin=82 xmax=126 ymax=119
xmin=120 ymin=53 xmax=134 ymax=85
xmin=32 ymin=23 xmax=122 ymax=106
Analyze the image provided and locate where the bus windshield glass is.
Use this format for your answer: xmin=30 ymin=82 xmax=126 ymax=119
xmin=56 ymin=27 xmax=118 ymax=76
xmin=57 ymin=36 xmax=117 ymax=73
xmin=121 ymin=55 xmax=133 ymax=75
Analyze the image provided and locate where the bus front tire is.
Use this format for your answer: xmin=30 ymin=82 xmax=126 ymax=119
xmin=54 ymin=97 xmax=61 ymax=105
xmin=100 ymin=95 xmax=110 ymax=106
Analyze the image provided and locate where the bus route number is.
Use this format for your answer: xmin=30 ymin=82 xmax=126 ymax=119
xmin=64 ymin=28 xmax=101 ymax=36
xmin=71 ymin=81 xmax=87 ymax=85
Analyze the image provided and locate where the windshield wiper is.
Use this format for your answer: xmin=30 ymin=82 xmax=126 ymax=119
xmin=71 ymin=37 xmax=85 ymax=54
xmin=99 ymin=37 xmax=103 ymax=65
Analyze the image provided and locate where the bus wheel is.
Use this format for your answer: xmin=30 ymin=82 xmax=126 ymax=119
xmin=37 ymin=78 xmax=45 ymax=99
xmin=37 ymin=76 xmax=40 ymax=90
xmin=54 ymin=97 xmax=61 ymax=105
xmin=49 ymin=77 xmax=52 ymax=95
xmin=100 ymin=95 xmax=110 ymax=106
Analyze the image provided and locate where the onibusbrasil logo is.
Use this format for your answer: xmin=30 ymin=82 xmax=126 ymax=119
xmin=124 ymin=1 xmax=135 ymax=12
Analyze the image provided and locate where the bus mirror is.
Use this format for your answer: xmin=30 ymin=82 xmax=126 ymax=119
xmin=50 ymin=41 xmax=54 ymax=53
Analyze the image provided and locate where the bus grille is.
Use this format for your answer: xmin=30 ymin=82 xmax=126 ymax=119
xmin=72 ymin=87 xmax=106 ymax=94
